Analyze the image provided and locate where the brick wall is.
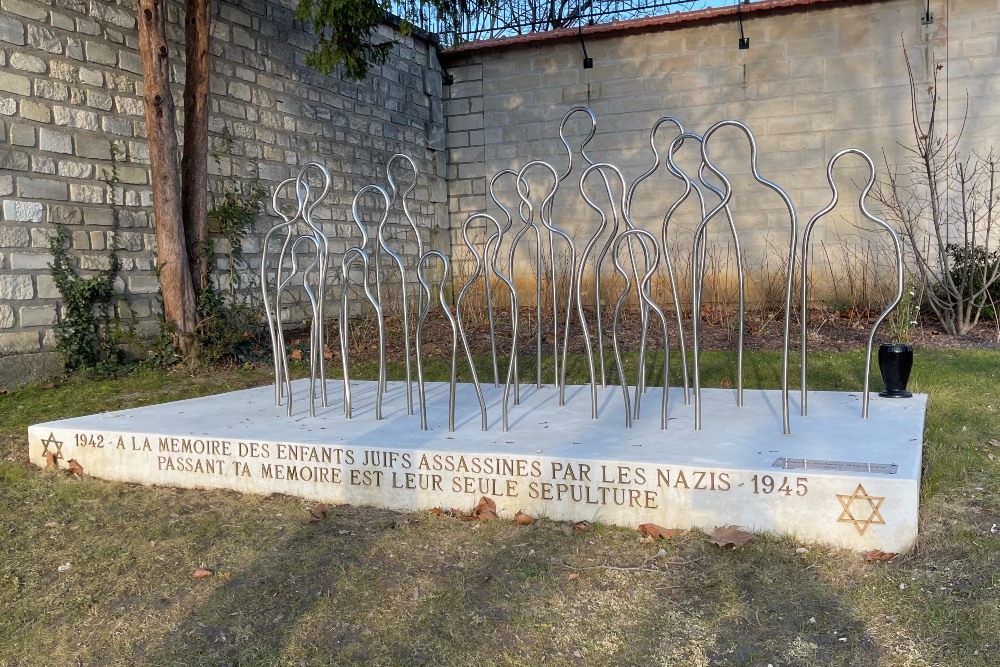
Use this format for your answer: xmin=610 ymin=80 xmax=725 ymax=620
xmin=440 ymin=0 xmax=1000 ymax=301
xmin=0 ymin=0 xmax=447 ymax=384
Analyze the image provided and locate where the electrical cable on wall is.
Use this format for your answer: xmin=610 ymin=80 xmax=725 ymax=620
xmin=736 ymin=0 xmax=749 ymax=49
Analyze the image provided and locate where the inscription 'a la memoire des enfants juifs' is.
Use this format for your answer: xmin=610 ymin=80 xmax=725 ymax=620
xmin=68 ymin=432 xmax=809 ymax=510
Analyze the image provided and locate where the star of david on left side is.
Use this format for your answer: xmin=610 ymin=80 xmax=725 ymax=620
xmin=836 ymin=483 xmax=886 ymax=535
xmin=40 ymin=432 xmax=64 ymax=458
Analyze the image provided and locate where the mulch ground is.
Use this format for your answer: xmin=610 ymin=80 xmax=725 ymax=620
xmin=307 ymin=307 xmax=998 ymax=368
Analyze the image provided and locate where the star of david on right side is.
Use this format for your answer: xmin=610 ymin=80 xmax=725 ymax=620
xmin=836 ymin=484 xmax=886 ymax=535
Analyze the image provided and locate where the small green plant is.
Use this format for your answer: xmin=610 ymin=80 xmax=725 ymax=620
xmin=48 ymin=226 xmax=127 ymax=373
xmin=194 ymin=125 xmax=269 ymax=363
xmin=944 ymin=242 xmax=999 ymax=321
xmin=207 ymin=125 xmax=268 ymax=293
xmin=887 ymin=283 xmax=921 ymax=343
xmin=48 ymin=142 xmax=133 ymax=374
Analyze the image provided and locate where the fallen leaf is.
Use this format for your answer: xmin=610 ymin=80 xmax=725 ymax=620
xmin=309 ymin=502 xmax=328 ymax=522
xmin=193 ymin=568 xmax=213 ymax=579
xmin=864 ymin=549 xmax=897 ymax=563
xmin=709 ymin=525 xmax=756 ymax=548
xmin=431 ymin=507 xmax=446 ymax=516
xmin=472 ymin=496 xmax=497 ymax=521
xmin=514 ymin=510 xmax=535 ymax=526
xmin=67 ymin=459 xmax=84 ymax=476
xmin=323 ymin=349 xmax=333 ymax=360
xmin=44 ymin=521 xmax=58 ymax=528
xmin=639 ymin=534 xmax=655 ymax=544
xmin=638 ymin=523 xmax=683 ymax=540
xmin=720 ymin=379 xmax=732 ymax=389
xmin=988 ymin=439 xmax=1000 ymax=448
xmin=45 ymin=451 xmax=57 ymax=468
xmin=290 ymin=349 xmax=302 ymax=360
xmin=43 ymin=383 xmax=56 ymax=390
xmin=572 ymin=520 xmax=593 ymax=533
xmin=568 ymin=572 xmax=580 ymax=581
xmin=57 ymin=562 xmax=71 ymax=572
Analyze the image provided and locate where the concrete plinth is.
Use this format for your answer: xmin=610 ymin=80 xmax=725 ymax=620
xmin=29 ymin=380 xmax=926 ymax=552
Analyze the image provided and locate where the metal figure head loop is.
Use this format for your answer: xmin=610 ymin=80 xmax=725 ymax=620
xmin=295 ymin=161 xmax=332 ymax=227
xmin=489 ymin=169 xmax=520 ymax=234
xmin=625 ymin=116 xmax=685 ymax=218
xmin=386 ymin=153 xmax=418 ymax=207
xmin=351 ymin=184 xmax=391 ymax=250
xmin=558 ymin=106 xmax=598 ymax=180
xmin=516 ymin=160 xmax=559 ymax=227
xmin=270 ymin=176 xmax=304 ymax=225
xmin=579 ymin=162 xmax=626 ymax=222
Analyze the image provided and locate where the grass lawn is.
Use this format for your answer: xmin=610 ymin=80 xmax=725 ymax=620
xmin=1 ymin=348 xmax=998 ymax=666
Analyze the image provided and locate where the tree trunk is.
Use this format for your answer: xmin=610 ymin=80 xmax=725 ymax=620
xmin=138 ymin=0 xmax=198 ymax=355
xmin=182 ymin=0 xmax=211 ymax=292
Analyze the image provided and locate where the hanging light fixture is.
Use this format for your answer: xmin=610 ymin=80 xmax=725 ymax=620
xmin=578 ymin=11 xmax=592 ymax=68
xmin=737 ymin=0 xmax=749 ymax=49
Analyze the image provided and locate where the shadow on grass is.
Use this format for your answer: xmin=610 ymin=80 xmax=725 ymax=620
xmin=139 ymin=502 xmax=882 ymax=667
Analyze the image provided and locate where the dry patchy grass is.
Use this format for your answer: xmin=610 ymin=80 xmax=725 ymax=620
xmin=1 ymin=349 xmax=998 ymax=666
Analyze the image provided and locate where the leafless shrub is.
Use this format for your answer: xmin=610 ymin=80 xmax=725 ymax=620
xmin=872 ymin=45 xmax=1000 ymax=335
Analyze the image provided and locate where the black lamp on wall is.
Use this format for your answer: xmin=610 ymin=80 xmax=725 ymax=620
xmin=737 ymin=0 xmax=749 ymax=49
xmin=579 ymin=23 xmax=593 ymax=68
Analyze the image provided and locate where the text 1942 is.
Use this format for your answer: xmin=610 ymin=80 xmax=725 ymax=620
xmin=74 ymin=433 xmax=104 ymax=448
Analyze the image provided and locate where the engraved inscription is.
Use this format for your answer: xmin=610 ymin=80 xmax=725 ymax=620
xmin=61 ymin=429 xmax=818 ymax=515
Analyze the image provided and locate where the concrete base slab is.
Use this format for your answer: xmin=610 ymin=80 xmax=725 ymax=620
xmin=29 ymin=380 xmax=926 ymax=552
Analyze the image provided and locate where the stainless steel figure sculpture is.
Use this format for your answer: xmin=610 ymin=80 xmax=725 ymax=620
xmin=626 ymin=117 xmax=690 ymax=404
xmin=386 ymin=153 xmax=423 ymax=414
xmin=454 ymin=214 xmax=501 ymax=431
xmin=661 ymin=131 xmax=715 ymax=406
xmin=509 ymin=164 xmax=547 ymax=391
xmin=262 ymin=162 xmax=332 ymax=417
xmin=342 ymin=185 xmax=392 ymax=420
xmin=262 ymin=176 xmax=302 ymax=409
xmin=261 ymin=114 xmax=898 ymax=435
xmin=415 ymin=250 xmax=462 ymax=431
xmin=487 ymin=169 xmax=520 ymax=389
xmin=800 ymin=149 xmax=904 ymax=419
xmin=576 ymin=162 xmax=618 ymax=418
xmin=340 ymin=246 xmax=386 ymax=420
xmin=519 ymin=160 xmax=577 ymax=405
xmin=697 ymin=121 xmax=798 ymax=435
xmin=556 ymin=107 xmax=608 ymax=385
xmin=610 ymin=228 xmax=671 ymax=430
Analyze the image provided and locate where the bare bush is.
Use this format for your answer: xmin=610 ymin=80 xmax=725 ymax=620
xmin=873 ymin=46 xmax=1000 ymax=335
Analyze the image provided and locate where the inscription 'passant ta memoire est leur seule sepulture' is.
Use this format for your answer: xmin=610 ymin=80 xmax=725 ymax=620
xmin=63 ymin=432 xmax=811 ymax=509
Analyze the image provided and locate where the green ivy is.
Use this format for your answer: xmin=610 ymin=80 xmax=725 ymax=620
xmin=196 ymin=126 xmax=269 ymax=364
xmin=48 ymin=225 xmax=128 ymax=374
xmin=47 ymin=142 xmax=135 ymax=375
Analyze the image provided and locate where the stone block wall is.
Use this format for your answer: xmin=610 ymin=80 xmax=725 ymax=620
xmin=440 ymin=0 xmax=1000 ymax=304
xmin=0 ymin=0 xmax=447 ymax=385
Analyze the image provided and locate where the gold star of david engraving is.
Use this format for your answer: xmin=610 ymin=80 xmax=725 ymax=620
xmin=40 ymin=432 xmax=64 ymax=458
xmin=837 ymin=484 xmax=886 ymax=535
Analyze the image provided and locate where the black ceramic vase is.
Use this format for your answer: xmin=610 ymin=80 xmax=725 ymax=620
xmin=878 ymin=343 xmax=913 ymax=398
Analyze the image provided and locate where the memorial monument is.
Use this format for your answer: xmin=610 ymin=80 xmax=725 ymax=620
xmin=29 ymin=109 xmax=926 ymax=552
